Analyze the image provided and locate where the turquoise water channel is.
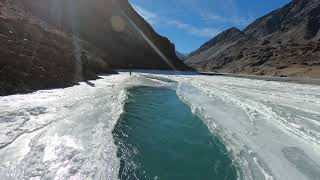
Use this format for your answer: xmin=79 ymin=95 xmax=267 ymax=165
xmin=112 ymin=86 xmax=238 ymax=180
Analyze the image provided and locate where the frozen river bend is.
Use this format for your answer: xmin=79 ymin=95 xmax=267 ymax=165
xmin=0 ymin=72 xmax=320 ymax=180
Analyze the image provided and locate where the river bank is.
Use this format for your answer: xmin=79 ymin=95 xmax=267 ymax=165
xmin=200 ymin=71 xmax=320 ymax=86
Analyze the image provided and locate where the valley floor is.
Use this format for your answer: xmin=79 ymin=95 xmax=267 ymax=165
xmin=0 ymin=71 xmax=319 ymax=180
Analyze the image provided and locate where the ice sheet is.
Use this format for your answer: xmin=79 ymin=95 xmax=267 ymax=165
xmin=0 ymin=74 xmax=132 ymax=179
xmin=1 ymin=71 xmax=319 ymax=180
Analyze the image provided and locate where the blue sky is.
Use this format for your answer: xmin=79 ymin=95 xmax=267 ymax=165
xmin=128 ymin=0 xmax=290 ymax=53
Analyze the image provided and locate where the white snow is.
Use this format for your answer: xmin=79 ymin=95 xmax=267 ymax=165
xmin=0 ymin=71 xmax=320 ymax=180
xmin=0 ymin=74 xmax=132 ymax=179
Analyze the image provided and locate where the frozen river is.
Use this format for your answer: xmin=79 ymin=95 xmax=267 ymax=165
xmin=0 ymin=72 xmax=320 ymax=180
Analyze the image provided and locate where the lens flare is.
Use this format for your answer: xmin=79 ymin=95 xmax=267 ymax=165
xmin=111 ymin=15 xmax=126 ymax=32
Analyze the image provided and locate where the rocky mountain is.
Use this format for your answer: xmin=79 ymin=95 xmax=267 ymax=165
xmin=17 ymin=0 xmax=188 ymax=70
xmin=0 ymin=0 xmax=189 ymax=96
xmin=185 ymin=0 xmax=320 ymax=78
xmin=0 ymin=0 xmax=115 ymax=95
xmin=176 ymin=51 xmax=188 ymax=60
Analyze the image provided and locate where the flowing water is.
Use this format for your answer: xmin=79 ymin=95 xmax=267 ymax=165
xmin=113 ymin=86 xmax=237 ymax=180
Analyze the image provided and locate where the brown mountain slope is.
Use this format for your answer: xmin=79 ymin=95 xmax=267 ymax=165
xmin=0 ymin=0 xmax=114 ymax=96
xmin=186 ymin=27 xmax=255 ymax=69
xmin=1 ymin=0 xmax=190 ymax=96
xmin=185 ymin=0 xmax=320 ymax=78
xmin=17 ymin=0 xmax=189 ymax=70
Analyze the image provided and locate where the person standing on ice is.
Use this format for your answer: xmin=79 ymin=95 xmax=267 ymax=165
xmin=129 ymin=64 xmax=133 ymax=76
xmin=81 ymin=51 xmax=89 ymax=78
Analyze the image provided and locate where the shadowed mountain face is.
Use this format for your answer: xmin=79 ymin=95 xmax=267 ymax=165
xmin=1 ymin=0 xmax=116 ymax=95
xmin=0 ymin=0 xmax=189 ymax=95
xmin=186 ymin=0 xmax=320 ymax=78
xmin=17 ymin=0 xmax=188 ymax=70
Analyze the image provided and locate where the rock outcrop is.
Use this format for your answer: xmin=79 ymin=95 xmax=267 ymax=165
xmin=185 ymin=0 xmax=320 ymax=78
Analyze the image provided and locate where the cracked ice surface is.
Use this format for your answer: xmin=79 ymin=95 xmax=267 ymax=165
xmin=0 ymin=74 xmax=133 ymax=179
